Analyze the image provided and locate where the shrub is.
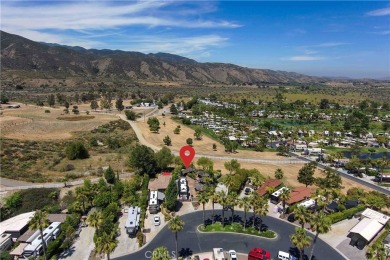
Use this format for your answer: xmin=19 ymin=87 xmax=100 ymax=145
xmin=61 ymin=164 xmax=75 ymax=172
xmin=125 ymin=110 xmax=137 ymax=121
xmin=186 ymin=138 xmax=193 ymax=146
xmin=45 ymin=109 xmax=51 ymax=113
xmin=65 ymin=141 xmax=89 ymax=160
xmin=328 ymin=204 xmax=366 ymax=224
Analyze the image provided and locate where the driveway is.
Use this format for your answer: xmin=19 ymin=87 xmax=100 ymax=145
xmin=114 ymin=210 xmax=346 ymax=260
xmin=58 ymin=226 xmax=95 ymax=260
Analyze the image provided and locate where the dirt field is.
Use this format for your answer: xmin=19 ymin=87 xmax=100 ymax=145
xmin=137 ymin=115 xmax=283 ymax=160
xmin=136 ymin=115 xmax=374 ymax=193
xmin=0 ymin=105 xmax=115 ymax=140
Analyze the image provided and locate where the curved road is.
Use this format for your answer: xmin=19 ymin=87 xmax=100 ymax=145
xmin=115 ymin=210 xmax=345 ymax=260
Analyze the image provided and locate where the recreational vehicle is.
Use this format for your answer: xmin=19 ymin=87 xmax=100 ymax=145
xmin=270 ymin=187 xmax=289 ymax=204
xmin=375 ymin=174 xmax=390 ymax=183
xmin=22 ymin=222 xmax=61 ymax=258
xmin=125 ymin=206 xmax=140 ymax=236
xmin=149 ymin=190 xmax=160 ymax=214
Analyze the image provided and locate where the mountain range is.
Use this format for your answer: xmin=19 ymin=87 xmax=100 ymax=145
xmin=1 ymin=30 xmax=326 ymax=84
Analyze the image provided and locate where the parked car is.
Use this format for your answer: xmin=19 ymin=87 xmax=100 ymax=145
xmin=154 ymin=215 xmax=161 ymax=226
xmin=229 ymin=250 xmax=237 ymax=260
xmin=244 ymin=187 xmax=252 ymax=195
xmin=278 ymin=251 xmax=297 ymax=260
xmin=287 ymin=213 xmax=295 ymax=222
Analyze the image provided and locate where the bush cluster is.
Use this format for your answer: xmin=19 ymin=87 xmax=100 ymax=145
xmin=327 ymin=204 xmax=366 ymax=224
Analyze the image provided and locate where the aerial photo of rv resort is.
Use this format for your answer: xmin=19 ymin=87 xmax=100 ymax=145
xmin=1 ymin=1 xmax=390 ymax=260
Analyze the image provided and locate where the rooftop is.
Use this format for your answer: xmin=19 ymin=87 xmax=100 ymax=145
xmin=286 ymin=187 xmax=314 ymax=205
xmin=349 ymin=218 xmax=384 ymax=242
xmin=148 ymin=175 xmax=171 ymax=190
xmin=361 ymin=208 xmax=389 ymax=225
xmin=0 ymin=211 xmax=35 ymax=234
xmin=257 ymin=179 xmax=282 ymax=196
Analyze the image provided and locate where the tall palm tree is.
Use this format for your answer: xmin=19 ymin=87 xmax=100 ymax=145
xmin=222 ymin=174 xmax=235 ymax=194
xmin=238 ymin=196 xmax=252 ymax=230
xmin=254 ymin=197 xmax=268 ymax=232
xmin=227 ymin=192 xmax=238 ymax=224
xmin=96 ymin=231 xmax=118 ymax=260
xmin=279 ymin=188 xmax=291 ymax=214
xmin=168 ymin=216 xmax=185 ymax=260
xmin=29 ymin=210 xmax=49 ymax=260
xmin=290 ymin=227 xmax=312 ymax=260
xmin=76 ymin=187 xmax=88 ymax=213
xmin=216 ymin=190 xmax=229 ymax=226
xmin=250 ymin=192 xmax=261 ymax=228
xmin=208 ymin=189 xmax=216 ymax=224
xmin=87 ymin=211 xmax=103 ymax=233
xmin=197 ymin=192 xmax=209 ymax=227
xmin=309 ymin=212 xmax=332 ymax=260
xmin=293 ymin=206 xmax=310 ymax=229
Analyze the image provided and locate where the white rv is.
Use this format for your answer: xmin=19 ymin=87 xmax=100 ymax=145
xmin=270 ymin=187 xmax=289 ymax=204
xmin=149 ymin=190 xmax=160 ymax=214
xmin=125 ymin=206 xmax=140 ymax=236
xmin=22 ymin=222 xmax=61 ymax=258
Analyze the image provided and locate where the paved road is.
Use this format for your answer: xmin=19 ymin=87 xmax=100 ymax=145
xmin=115 ymin=210 xmax=346 ymax=260
xmin=291 ymin=153 xmax=390 ymax=195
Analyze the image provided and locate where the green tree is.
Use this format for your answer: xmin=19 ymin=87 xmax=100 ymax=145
xmin=297 ymin=162 xmax=316 ymax=187
xmin=279 ymin=188 xmax=291 ymax=214
xmin=104 ymin=166 xmax=116 ymax=184
xmin=29 ymin=210 xmax=49 ymax=260
xmin=309 ymin=212 xmax=332 ymax=260
xmin=151 ymin=246 xmax=171 ymax=260
xmin=293 ymin=206 xmax=310 ymax=229
xmin=290 ymin=227 xmax=312 ymax=260
xmin=186 ymin=138 xmax=193 ymax=146
xmin=91 ymin=100 xmax=99 ymax=111
xmin=274 ymin=168 xmax=284 ymax=180
xmin=254 ymin=197 xmax=268 ymax=231
xmin=173 ymin=126 xmax=181 ymax=134
xmin=165 ymin=177 xmax=178 ymax=211
xmin=170 ymin=104 xmax=178 ymax=115
xmin=155 ymin=147 xmax=174 ymax=170
xmin=238 ymin=196 xmax=252 ymax=230
xmin=194 ymin=129 xmax=203 ymax=140
xmin=224 ymin=159 xmax=241 ymax=174
xmin=125 ymin=110 xmax=137 ymax=121
xmin=216 ymin=190 xmax=229 ymax=226
xmin=87 ymin=211 xmax=103 ymax=233
xmin=128 ymin=145 xmax=157 ymax=176
xmin=147 ymin=117 xmax=160 ymax=133
xmin=197 ymin=192 xmax=209 ymax=227
xmin=197 ymin=157 xmax=214 ymax=172
xmin=168 ymin=216 xmax=185 ymax=260
xmin=65 ymin=141 xmax=89 ymax=160
xmin=115 ymin=98 xmax=124 ymax=112
xmin=96 ymin=231 xmax=118 ymax=260
xmin=47 ymin=94 xmax=55 ymax=107
xmin=163 ymin=135 xmax=172 ymax=146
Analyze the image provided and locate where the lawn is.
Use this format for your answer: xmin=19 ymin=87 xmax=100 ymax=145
xmin=198 ymin=222 xmax=276 ymax=238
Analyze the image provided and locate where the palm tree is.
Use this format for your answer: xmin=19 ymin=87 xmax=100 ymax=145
xmin=76 ymin=187 xmax=88 ymax=213
xmin=249 ymin=192 xmax=261 ymax=228
xmin=208 ymin=189 xmax=217 ymax=224
xmin=29 ymin=210 xmax=49 ymax=260
xmin=197 ymin=192 xmax=209 ymax=227
xmin=290 ymin=227 xmax=312 ymax=260
xmin=168 ymin=216 xmax=185 ymax=260
xmin=238 ymin=196 xmax=252 ymax=230
xmin=227 ymin=192 xmax=238 ymax=224
xmin=279 ymin=188 xmax=291 ymax=214
xmin=151 ymin=246 xmax=171 ymax=260
xmin=87 ymin=211 xmax=103 ymax=233
xmin=309 ymin=212 xmax=332 ymax=260
xmin=96 ymin=231 xmax=118 ymax=260
xmin=222 ymin=174 xmax=235 ymax=194
xmin=216 ymin=190 xmax=229 ymax=226
xmin=293 ymin=206 xmax=310 ymax=229
xmin=254 ymin=197 xmax=268 ymax=232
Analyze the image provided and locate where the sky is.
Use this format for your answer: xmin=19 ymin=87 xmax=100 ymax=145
xmin=1 ymin=1 xmax=389 ymax=79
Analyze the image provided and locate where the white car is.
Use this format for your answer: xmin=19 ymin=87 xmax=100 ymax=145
xmin=228 ymin=250 xmax=237 ymax=260
xmin=153 ymin=215 xmax=161 ymax=226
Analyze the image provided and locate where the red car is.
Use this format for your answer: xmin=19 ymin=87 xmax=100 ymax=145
xmin=248 ymin=247 xmax=271 ymax=260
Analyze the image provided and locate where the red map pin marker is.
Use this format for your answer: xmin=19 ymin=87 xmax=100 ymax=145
xmin=180 ymin=145 xmax=195 ymax=169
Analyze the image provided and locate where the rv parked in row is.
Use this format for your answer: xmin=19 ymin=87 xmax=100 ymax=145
xmin=125 ymin=206 xmax=140 ymax=237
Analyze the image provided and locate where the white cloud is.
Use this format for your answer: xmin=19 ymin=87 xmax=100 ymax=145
xmin=283 ymin=56 xmax=325 ymax=61
xmin=367 ymin=7 xmax=390 ymax=16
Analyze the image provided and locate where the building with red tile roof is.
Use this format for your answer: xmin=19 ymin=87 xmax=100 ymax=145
xmin=257 ymin=179 xmax=282 ymax=196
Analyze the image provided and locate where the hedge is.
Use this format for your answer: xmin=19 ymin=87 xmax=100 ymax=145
xmin=327 ymin=205 xmax=366 ymax=224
